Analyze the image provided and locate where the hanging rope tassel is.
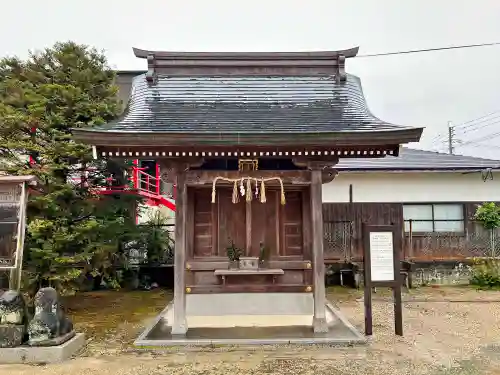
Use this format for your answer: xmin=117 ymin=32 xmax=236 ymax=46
xmin=232 ymin=180 xmax=239 ymax=204
xmin=211 ymin=177 xmax=219 ymax=203
xmin=260 ymin=179 xmax=266 ymax=203
xmin=240 ymin=178 xmax=245 ymax=197
xmin=279 ymin=179 xmax=286 ymax=205
xmin=246 ymin=178 xmax=252 ymax=202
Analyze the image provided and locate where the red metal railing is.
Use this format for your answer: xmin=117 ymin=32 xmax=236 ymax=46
xmin=86 ymin=165 xmax=176 ymax=211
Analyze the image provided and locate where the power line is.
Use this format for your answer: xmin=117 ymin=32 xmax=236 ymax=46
xmin=461 ymin=129 xmax=500 ymax=146
xmin=467 ymin=142 xmax=500 ymax=150
xmin=455 ymin=111 xmax=500 ymax=131
xmin=356 ymin=41 xmax=500 ymax=58
xmin=429 ymin=112 xmax=500 ymax=147
xmin=457 ymin=117 xmax=500 ymax=136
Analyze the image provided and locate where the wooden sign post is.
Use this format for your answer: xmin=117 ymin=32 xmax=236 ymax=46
xmin=362 ymin=223 xmax=403 ymax=336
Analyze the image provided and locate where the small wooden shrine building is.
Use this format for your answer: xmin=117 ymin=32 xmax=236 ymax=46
xmin=74 ymin=47 xmax=422 ymax=338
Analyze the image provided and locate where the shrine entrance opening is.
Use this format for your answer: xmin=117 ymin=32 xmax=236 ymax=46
xmin=188 ymin=184 xmax=311 ymax=292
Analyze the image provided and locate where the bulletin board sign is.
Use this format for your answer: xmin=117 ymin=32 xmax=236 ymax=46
xmin=0 ymin=184 xmax=23 ymax=269
xmin=0 ymin=176 xmax=37 ymax=292
xmin=362 ymin=223 xmax=403 ymax=336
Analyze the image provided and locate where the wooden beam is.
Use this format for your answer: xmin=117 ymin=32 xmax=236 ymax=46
xmin=311 ymin=169 xmax=328 ymax=333
xmin=186 ymin=259 xmax=312 ymax=271
xmin=322 ymin=169 xmax=338 ymax=184
xmin=171 ymin=171 xmax=188 ymax=336
xmin=292 ymin=157 xmax=339 ymax=169
xmin=186 ymin=284 xmax=310 ymax=294
xmin=185 ymin=170 xmax=312 ymax=186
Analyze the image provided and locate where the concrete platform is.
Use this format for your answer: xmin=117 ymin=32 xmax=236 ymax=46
xmin=0 ymin=333 xmax=85 ymax=364
xmin=135 ymin=302 xmax=366 ymax=347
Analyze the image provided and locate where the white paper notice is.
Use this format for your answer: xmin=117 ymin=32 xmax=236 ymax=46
xmin=369 ymin=232 xmax=394 ymax=282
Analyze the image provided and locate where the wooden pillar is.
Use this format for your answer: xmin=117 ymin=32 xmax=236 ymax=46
xmin=171 ymin=171 xmax=188 ymax=336
xmin=311 ymin=169 xmax=328 ymax=333
xmin=9 ymin=182 xmax=27 ymax=291
xmin=246 ymin=201 xmax=252 ymax=255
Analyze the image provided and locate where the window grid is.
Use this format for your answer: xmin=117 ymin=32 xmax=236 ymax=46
xmin=403 ymin=204 xmax=465 ymax=233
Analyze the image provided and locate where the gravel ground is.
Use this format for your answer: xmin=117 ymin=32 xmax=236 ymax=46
xmin=1 ymin=288 xmax=500 ymax=375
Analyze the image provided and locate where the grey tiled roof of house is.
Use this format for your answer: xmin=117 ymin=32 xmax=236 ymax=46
xmin=90 ymin=73 xmax=418 ymax=134
xmin=336 ymin=147 xmax=500 ymax=171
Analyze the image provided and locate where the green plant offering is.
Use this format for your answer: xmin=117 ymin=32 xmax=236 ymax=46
xmin=226 ymin=240 xmax=243 ymax=262
xmin=259 ymin=242 xmax=270 ymax=264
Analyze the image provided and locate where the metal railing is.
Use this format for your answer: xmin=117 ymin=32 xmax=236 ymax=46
xmin=323 ymin=220 xmax=354 ymax=262
xmin=406 ymin=220 xmax=500 ymax=260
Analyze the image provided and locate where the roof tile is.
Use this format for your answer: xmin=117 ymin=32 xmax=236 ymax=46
xmin=337 ymin=147 xmax=500 ymax=171
xmin=91 ymin=74 xmax=418 ymax=134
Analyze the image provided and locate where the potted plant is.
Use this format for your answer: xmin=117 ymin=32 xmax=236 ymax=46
xmin=259 ymin=242 xmax=271 ymax=268
xmin=226 ymin=240 xmax=243 ymax=269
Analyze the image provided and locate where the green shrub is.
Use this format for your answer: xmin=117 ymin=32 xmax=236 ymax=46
xmin=474 ymin=202 xmax=500 ymax=229
xmin=470 ymin=258 xmax=500 ymax=288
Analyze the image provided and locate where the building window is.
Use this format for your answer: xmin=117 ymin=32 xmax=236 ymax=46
xmin=403 ymin=204 xmax=464 ymax=233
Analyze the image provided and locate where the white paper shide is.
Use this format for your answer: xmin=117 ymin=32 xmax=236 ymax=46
xmin=369 ymin=232 xmax=394 ymax=282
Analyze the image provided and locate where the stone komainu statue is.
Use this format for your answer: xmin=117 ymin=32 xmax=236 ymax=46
xmin=27 ymin=287 xmax=74 ymax=346
xmin=0 ymin=290 xmax=29 ymax=347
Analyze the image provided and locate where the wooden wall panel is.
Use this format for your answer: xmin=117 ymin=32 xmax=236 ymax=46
xmin=187 ymin=187 xmax=310 ymax=293
xmin=251 ymin=190 xmax=279 ymax=257
xmin=217 ymin=188 xmax=246 ymax=255
xmin=281 ymin=191 xmax=303 ymax=256
xmin=193 ymin=189 xmax=214 ymax=257
xmin=323 ymin=202 xmax=402 ymax=262
xmin=194 ymin=271 xmax=219 ymax=285
xmin=279 ymin=270 xmax=304 ymax=284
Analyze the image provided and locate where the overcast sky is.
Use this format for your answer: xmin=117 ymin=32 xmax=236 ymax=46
xmin=2 ymin=0 xmax=500 ymax=159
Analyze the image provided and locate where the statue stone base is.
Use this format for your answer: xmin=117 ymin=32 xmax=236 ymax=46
xmin=0 ymin=333 xmax=85 ymax=364
xmin=27 ymin=330 xmax=75 ymax=347
xmin=27 ymin=287 xmax=75 ymax=347
xmin=0 ymin=290 xmax=28 ymax=348
xmin=0 ymin=325 xmax=25 ymax=348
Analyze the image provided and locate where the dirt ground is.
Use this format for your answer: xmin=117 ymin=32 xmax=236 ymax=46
xmin=2 ymin=286 xmax=500 ymax=375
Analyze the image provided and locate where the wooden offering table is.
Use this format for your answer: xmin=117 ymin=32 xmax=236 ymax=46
xmin=214 ymin=269 xmax=284 ymax=285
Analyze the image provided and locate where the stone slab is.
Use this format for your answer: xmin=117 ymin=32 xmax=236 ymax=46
xmin=184 ymin=292 xmax=314 ymax=316
xmin=135 ymin=300 xmax=366 ymax=347
xmin=27 ymin=330 xmax=75 ymax=347
xmin=135 ymin=322 xmax=366 ymax=347
xmin=0 ymin=333 xmax=85 ymax=364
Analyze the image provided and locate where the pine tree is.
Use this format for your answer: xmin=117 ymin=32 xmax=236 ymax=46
xmin=0 ymin=41 xmax=142 ymax=293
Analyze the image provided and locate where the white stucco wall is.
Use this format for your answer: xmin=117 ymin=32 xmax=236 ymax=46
xmin=137 ymin=203 xmax=175 ymax=225
xmin=323 ymin=171 xmax=500 ymax=203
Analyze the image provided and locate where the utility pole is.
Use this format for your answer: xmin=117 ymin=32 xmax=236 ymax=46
xmin=447 ymin=121 xmax=455 ymax=154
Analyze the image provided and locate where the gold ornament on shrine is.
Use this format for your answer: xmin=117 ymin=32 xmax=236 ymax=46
xmin=238 ymin=159 xmax=259 ymax=172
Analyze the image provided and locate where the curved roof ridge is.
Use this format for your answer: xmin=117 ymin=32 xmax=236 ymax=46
xmin=132 ymin=47 xmax=360 ymax=60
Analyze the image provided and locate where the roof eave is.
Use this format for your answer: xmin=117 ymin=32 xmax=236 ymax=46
xmin=0 ymin=175 xmax=39 ymax=185
xmin=73 ymin=127 xmax=423 ymax=147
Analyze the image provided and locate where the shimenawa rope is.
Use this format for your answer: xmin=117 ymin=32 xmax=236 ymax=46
xmin=211 ymin=176 xmax=286 ymax=205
